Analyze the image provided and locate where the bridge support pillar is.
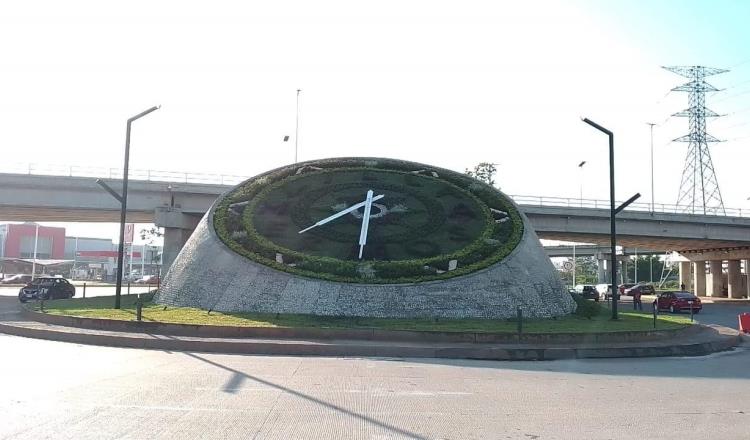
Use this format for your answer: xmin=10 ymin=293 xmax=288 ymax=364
xmin=597 ymin=259 xmax=606 ymax=283
xmin=154 ymin=208 xmax=200 ymax=276
xmin=745 ymin=260 xmax=750 ymax=299
xmin=679 ymin=261 xmax=692 ymax=292
xmin=693 ymin=261 xmax=706 ymax=296
xmin=727 ymin=260 xmax=743 ymax=299
xmin=707 ymin=260 xmax=725 ymax=297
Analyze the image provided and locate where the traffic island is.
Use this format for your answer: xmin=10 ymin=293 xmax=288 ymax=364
xmin=0 ymin=294 xmax=740 ymax=360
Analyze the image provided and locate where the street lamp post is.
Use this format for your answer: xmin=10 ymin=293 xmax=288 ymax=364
xmin=647 ymin=122 xmax=656 ymax=213
xmin=578 ymin=160 xmax=586 ymax=207
xmin=582 ymin=118 xmax=618 ymax=319
xmin=97 ymin=105 xmax=160 ymax=309
xmin=572 ymin=243 xmax=576 ymax=286
xmin=31 ymin=223 xmax=39 ymax=279
xmin=295 ymin=89 xmax=301 ymax=163
xmin=582 ymin=118 xmax=639 ymax=319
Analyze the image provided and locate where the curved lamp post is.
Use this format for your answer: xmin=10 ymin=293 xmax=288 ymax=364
xmin=97 ymin=105 xmax=160 ymax=309
xmin=582 ymin=118 xmax=641 ymax=320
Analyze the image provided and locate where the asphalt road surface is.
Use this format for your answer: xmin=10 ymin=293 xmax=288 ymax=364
xmin=0 ymin=302 xmax=749 ymax=439
xmin=0 ymin=284 xmax=154 ymax=298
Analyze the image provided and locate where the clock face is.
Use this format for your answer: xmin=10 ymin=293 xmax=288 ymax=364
xmin=215 ymin=158 xmax=522 ymax=283
xmin=251 ymin=169 xmax=488 ymax=260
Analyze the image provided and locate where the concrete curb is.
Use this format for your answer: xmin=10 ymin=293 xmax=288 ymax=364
xmin=0 ymin=319 xmax=740 ymax=361
xmin=20 ymin=307 xmax=696 ymax=345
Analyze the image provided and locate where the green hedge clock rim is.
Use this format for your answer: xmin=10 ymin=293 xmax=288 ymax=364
xmin=213 ymin=158 xmax=524 ymax=284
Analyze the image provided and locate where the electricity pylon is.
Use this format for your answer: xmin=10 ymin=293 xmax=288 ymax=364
xmin=663 ymin=65 xmax=728 ymax=215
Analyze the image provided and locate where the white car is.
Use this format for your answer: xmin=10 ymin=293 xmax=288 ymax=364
xmin=595 ymin=284 xmax=611 ymax=299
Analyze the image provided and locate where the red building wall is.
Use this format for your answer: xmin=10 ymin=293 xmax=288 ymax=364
xmin=4 ymin=224 xmax=66 ymax=259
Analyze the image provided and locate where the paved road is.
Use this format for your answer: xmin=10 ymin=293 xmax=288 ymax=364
xmin=0 ymin=300 xmax=748 ymax=439
xmin=617 ymin=297 xmax=750 ymax=330
xmin=1 ymin=333 xmax=748 ymax=439
xmin=0 ymin=284 xmax=153 ymax=298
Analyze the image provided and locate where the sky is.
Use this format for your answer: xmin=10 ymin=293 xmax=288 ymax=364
xmin=1 ymin=0 xmax=749 ymax=244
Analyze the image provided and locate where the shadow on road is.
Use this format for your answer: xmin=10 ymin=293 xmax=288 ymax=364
xmin=181 ymin=351 xmax=429 ymax=440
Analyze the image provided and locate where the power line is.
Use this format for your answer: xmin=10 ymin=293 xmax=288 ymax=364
xmin=712 ymin=87 xmax=750 ymax=104
xmin=730 ymin=57 xmax=750 ymax=70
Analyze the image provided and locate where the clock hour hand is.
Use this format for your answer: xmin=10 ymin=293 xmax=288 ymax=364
xmin=298 ymin=193 xmax=384 ymax=234
xmin=358 ymin=190 xmax=374 ymax=259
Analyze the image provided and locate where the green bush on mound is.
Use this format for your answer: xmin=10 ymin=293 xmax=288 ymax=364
xmin=570 ymin=293 xmax=603 ymax=319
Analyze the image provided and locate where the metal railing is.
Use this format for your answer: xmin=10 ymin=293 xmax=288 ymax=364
xmin=2 ymin=162 xmax=747 ymax=218
xmin=508 ymin=194 xmax=749 ymax=218
xmin=0 ymin=162 xmax=248 ymax=186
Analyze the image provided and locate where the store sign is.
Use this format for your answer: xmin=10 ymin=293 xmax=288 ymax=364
xmin=125 ymin=223 xmax=135 ymax=244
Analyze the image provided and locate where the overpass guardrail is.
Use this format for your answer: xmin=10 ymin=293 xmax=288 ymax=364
xmin=510 ymin=195 xmax=749 ymax=218
xmin=3 ymin=162 xmax=748 ymax=218
xmin=2 ymin=162 xmax=249 ymax=186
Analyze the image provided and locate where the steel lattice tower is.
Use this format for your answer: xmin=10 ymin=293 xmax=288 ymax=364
xmin=663 ymin=65 xmax=728 ymax=215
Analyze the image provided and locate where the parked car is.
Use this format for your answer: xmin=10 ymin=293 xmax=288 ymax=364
xmin=135 ymin=275 xmax=160 ymax=284
xmin=574 ymin=284 xmax=600 ymax=301
xmin=18 ymin=277 xmax=76 ymax=303
xmin=596 ymin=283 xmax=611 ymax=297
xmin=656 ymin=291 xmax=702 ymax=314
xmin=1 ymin=274 xmax=33 ymax=285
xmin=617 ymin=283 xmax=636 ymax=295
xmin=624 ymin=283 xmax=655 ymax=297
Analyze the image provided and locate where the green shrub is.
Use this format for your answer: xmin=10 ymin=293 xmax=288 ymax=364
xmin=570 ymin=293 xmax=602 ymax=319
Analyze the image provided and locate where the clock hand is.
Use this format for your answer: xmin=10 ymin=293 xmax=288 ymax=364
xmin=298 ymin=193 xmax=384 ymax=234
xmin=358 ymin=190 xmax=374 ymax=259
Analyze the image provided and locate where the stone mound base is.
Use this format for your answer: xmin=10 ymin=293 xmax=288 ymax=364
xmin=155 ymin=207 xmax=575 ymax=319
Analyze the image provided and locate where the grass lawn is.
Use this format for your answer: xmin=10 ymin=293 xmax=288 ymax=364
xmin=29 ymin=294 xmax=692 ymax=334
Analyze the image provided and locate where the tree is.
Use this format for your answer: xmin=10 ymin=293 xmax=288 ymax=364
xmin=140 ymin=227 xmax=163 ymax=270
xmin=139 ymin=226 xmax=163 ymax=244
xmin=558 ymin=256 xmax=599 ymax=286
xmin=465 ymin=162 xmax=497 ymax=187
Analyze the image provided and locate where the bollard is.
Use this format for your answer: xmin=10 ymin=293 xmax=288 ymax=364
xmin=517 ymin=306 xmax=523 ymax=335
xmin=652 ymin=302 xmax=657 ymax=329
xmin=127 ymin=282 xmax=130 ymax=295
xmin=136 ymin=294 xmax=143 ymax=322
xmin=83 ymin=282 xmax=86 ymax=299
xmin=40 ymin=298 xmax=45 ymax=313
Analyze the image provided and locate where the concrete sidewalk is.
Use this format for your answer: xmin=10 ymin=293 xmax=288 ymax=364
xmin=0 ymin=306 xmax=741 ymax=361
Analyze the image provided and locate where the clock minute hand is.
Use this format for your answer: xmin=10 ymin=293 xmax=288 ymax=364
xmin=298 ymin=193 xmax=384 ymax=234
xmin=358 ymin=190 xmax=375 ymax=259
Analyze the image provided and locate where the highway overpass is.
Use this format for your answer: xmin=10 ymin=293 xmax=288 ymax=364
xmin=1 ymin=171 xmax=749 ymax=297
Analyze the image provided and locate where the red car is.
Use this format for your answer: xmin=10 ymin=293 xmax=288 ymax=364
xmin=656 ymin=291 xmax=702 ymax=314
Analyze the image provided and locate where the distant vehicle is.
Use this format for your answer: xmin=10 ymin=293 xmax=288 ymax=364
xmin=134 ymin=275 xmax=160 ymax=284
xmin=656 ymin=291 xmax=702 ymax=314
xmin=18 ymin=277 xmax=76 ymax=303
xmin=618 ymin=283 xmax=637 ymax=295
xmin=595 ymin=284 xmax=611 ymax=297
xmin=1 ymin=274 xmax=33 ymax=285
xmin=624 ymin=283 xmax=655 ymax=296
xmin=124 ymin=272 xmax=141 ymax=282
xmin=574 ymin=284 xmax=600 ymax=301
